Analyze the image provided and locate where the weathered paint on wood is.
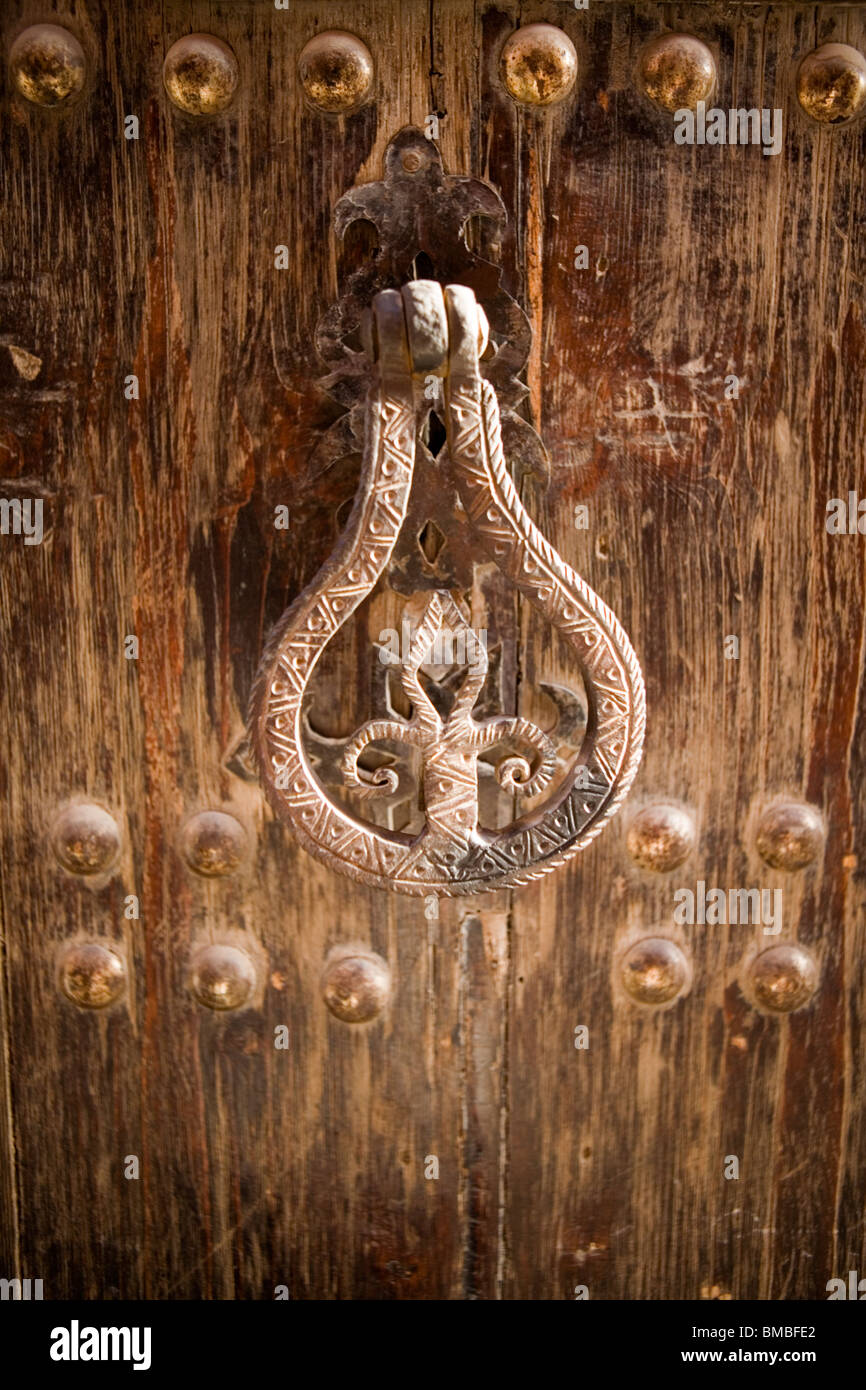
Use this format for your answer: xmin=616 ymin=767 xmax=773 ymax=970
xmin=0 ymin=0 xmax=864 ymax=1299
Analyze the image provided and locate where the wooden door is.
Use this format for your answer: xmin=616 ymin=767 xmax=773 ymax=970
xmin=1 ymin=0 xmax=865 ymax=1302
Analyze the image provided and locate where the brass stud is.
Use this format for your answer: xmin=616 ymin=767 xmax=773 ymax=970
xmin=163 ymin=34 xmax=238 ymax=115
xmin=321 ymin=951 xmax=390 ymax=1022
xmin=749 ymin=944 xmax=818 ymax=1014
xmin=626 ymin=802 xmax=695 ymax=872
xmin=620 ymin=937 xmax=690 ymax=1006
xmin=60 ymin=942 xmax=125 ymax=1009
xmin=500 ymin=23 xmax=578 ymax=108
xmin=51 ymin=804 xmax=121 ymax=876
xmin=755 ymin=801 xmax=824 ymax=870
xmin=637 ymin=33 xmax=716 ymax=113
xmin=180 ymin=810 xmax=248 ymax=877
xmin=298 ymin=31 xmax=374 ymax=114
xmin=189 ymin=944 xmax=256 ymax=1010
xmin=797 ymin=43 xmax=866 ymax=125
xmin=9 ymin=24 xmax=86 ymax=107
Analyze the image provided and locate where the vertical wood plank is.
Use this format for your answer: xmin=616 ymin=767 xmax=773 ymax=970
xmin=498 ymin=0 xmax=866 ymax=1300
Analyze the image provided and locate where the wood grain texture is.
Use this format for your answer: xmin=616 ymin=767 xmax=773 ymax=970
xmin=0 ymin=0 xmax=864 ymax=1300
xmin=499 ymin=0 xmax=866 ymax=1300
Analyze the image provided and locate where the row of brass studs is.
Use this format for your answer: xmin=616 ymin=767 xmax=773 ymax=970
xmin=58 ymin=937 xmax=391 ymax=1019
xmin=51 ymin=802 xmax=249 ymax=878
xmin=619 ymin=938 xmax=819 ymax=1014
xmin=58 ymin=929 xmax=815 ymax=1018
xmin=626 ymin=799 xmax=826 ymax=874
xmin=52 ymin=796 xmax=823 ymax=1015
xmin=8 ymin=23 xmax=866 ymax=125
xmin=623 ymin=797 xmax=824 ymax=1011
xmin=52 ymin=795 xmax=825 ymax=883
xmin=4 ymin=24 xmax=371 ymax=114
xmin=50 ymin=801 xmax=391 ymax=1018
xmin=503 ymin=26 xmax=866 ymax=125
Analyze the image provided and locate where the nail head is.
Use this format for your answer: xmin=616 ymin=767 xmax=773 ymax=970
xmin=749 ymin=943 xmax=818 ymax=1013
xmin=189 ymin=944 xmax=256 ymax=1010
xmin=322 ymin=951 xmax=390 ymax=1022
xmin=181 ymin=810 xmax=248 ymax=877
xmin=627 ymin=803 xmax=695 ymax=872
xmin=9 ymin=24 xmax=86 ymax=107
xmin=755 ymin=801 xmax=824 ymax=870
xmin=620 ymin=937 xmax=690 ymax=1006
xmin=163 ymin=34 xmax=238 ymax=115
xmin=638 ymin=33 xmax=716 ymax=113
xmin=500 ymin=24 xmax=578 ymax=108
xmin=52 ymin=804 xmax=121 ymax=876
xmin=797 ymin=43 xmax=866 ymax=124
xmin=60 ymin=942 xmax=125 ymax=1009
xmin=298 ymin=31 xmax=374 ymax=113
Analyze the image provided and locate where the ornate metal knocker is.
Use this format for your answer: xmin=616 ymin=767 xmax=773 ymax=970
xmin=249 ymin=130 xmax=645 ymax=896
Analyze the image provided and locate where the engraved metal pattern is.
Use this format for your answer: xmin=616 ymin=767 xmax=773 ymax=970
xmin=249 ymin=274 xmax=645 ymax=895
xmin=340 ymin=590 xmax=557 ymax=845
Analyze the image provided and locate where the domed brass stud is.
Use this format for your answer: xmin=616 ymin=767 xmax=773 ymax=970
xmin=755 ymin=801 xmax=824 ymax=870
xmin=499 ymin=23 xmax=578 ymax=108
xmin=60 ymin=942 xmax=125 ymax=1009
xmin=163 ymin=34 xmax=238 ymax=115
xmin=9 ymin=24 xmax=86 ymax=107
xmin=189 ymin=944 xmax=256 ymax=1010
xmin=298 ymin=32 xmax=374 ymax=113
xmin=797 ymin=43 xmax=866 ymax=124
xmin=321 ymin=951 xmax=390 ymax=1022
xmin=51 ymin=804 xmax=121 ymax=876
xmin=620 ymin=937 xmax=690 ymax=1006
xmin=626 ymin=802 xmax=695 ymax=872
xmin=180 ymin=810 xmax=248 ymax=877
xmin=749 ymin=943 xmax=818 ymax=1014
xmin=637 ymin=33 xmax=716 ymax=113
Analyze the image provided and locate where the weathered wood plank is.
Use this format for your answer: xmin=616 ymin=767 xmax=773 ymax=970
xmin=503 ymin=0 xmax=866 ymax=1300
xmin=1 ymin=0 xmax=864 ymax=1302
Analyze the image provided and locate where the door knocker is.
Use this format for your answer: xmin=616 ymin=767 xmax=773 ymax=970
xmin=248 ymin=129 xmax=645 ymax=895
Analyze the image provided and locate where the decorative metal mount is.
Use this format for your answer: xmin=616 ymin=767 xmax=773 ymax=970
xmin=248 ymin=131 xmax=645 ymax=896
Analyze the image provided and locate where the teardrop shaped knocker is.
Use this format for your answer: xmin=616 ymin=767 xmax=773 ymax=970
xmin=249 ymin=137 xmax=645 ymax=895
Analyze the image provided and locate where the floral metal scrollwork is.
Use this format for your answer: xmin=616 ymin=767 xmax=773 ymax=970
xmin=248 ymin=136 xmax=645 ymax=896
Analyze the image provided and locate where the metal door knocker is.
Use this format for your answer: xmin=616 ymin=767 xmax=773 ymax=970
xmin=248 ymin=129 xmax=645 ymax=895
